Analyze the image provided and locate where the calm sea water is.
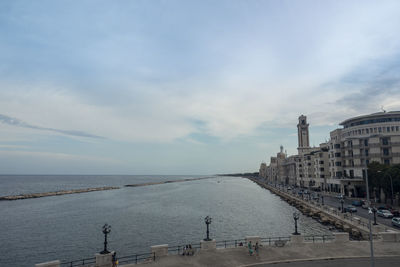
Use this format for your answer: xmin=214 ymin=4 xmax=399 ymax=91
xmin=0 ymin=175 xmax=331 ymax=267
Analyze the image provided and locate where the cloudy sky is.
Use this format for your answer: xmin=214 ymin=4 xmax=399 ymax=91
xmin=1 ymin=0 xmax=400 ymax=175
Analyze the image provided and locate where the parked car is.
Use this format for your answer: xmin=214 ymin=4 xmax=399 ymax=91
xmin=377 ymin=209 xmax=394 ymax=218
xmin=344 ymin=205 xmax=357 ymax=213
xmin=352 ymin=200 xmax=364 ymax=207
xmin=336 ymin=194 xmax=345 ymax=199
xmin=361 ymin=202 xmax=369 ymax=209
xmin=392 ymin=217 xmax=400 ymax=228
xmin=389 ymin=209 xmax=400 ymax=217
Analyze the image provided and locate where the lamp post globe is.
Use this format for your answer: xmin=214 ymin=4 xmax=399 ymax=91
xmin=204 ymin=216 xmax=212 ymax=241
xmin=100 ymin=224 xmax=111 ymax=254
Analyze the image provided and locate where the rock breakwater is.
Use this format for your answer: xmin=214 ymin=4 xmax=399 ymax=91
xmin=0 ymin=186 xmax=120 ymax=201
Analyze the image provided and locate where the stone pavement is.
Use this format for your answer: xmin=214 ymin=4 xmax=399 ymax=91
xmin=122 ymin=241 xmax=400 ymax=267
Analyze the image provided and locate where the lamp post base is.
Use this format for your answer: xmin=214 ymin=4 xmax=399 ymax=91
xmin=200 ymin=239 xmax=216 ymax=250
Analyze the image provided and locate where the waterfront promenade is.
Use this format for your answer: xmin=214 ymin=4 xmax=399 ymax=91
xmin=122 ymin=240 xmax=400 ymax=267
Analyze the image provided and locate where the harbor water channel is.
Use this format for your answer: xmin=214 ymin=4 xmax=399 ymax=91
xmin=0 ymin=175 xmax=332 ymax=266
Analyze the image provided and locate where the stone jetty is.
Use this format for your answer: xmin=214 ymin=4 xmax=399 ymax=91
xmin=124 ymin=177 xmax=214 ymax=187
xmin=0 ymin=186 xmax=119 ymax=201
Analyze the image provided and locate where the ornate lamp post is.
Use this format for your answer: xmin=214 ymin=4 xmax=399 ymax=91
xmin=204 ymin=216 xmax=212 ymax=241
xmin=100 ymin=224 xmax=111 ymax=254
xmin=340 ymin=198 xmax=344 ymax=213
xmin=293 ymin=212 xmax=300 ymax=235
xmin=372 ymin=207 xmax=378 ymax=225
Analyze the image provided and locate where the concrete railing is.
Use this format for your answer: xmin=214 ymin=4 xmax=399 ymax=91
xmin=35 ymin=260 xmax=60 ymax=267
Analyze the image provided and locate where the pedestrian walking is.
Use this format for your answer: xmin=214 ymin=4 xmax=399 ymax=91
xmin=112 ymin=252 xmax=118 ymax=267
xmin=247 ymin=241 xmax=253 ymax=256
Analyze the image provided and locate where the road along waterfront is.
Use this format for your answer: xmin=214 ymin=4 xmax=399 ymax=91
xmin=248 ymin=178 xmax=399 ymax=240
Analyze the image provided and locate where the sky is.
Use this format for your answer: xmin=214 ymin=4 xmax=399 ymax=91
xmin=1 ymin=0 xmax=400 ymax=175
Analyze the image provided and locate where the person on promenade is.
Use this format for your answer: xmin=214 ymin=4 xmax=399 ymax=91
xmin=188 ymin=244 xmax=193 ymax=256
xmin=248 ymin=241 xmax=253 ymax=256
xmin=182 ymin=245 xmax=187 ymax=256
xmin=254 ymin=242 xmax=259 ymax=258
xmin=112 ymin=252 xmax=118 ymax=267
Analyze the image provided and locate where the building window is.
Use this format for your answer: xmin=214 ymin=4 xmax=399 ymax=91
xmin=364 ymin=139 xmax=368 ymax=146
xmin=335 ymin=162 xmax=341 ymax=166
xmin=379 ymin=127 xmax=382 ymax=133
xmin=366 ymin=128 xmax=369 ymax=134
xmin=336 ymin=171 xmax=342 ymax=178
xmin=382 ymin=137 xmax=389 ymax=145
xmin=349 ymin=170 xmax=354 ymax=178
xmin=335 ymin=152 xmax=341 ymax=157
xmin=365 ymin=149 xmax=369 ymax=156
xmin=396 ymin=126 xmax=399 ymax=131
xmin=366 ymin=159 xmax=370 ymax=165
xmin=383 ymin=148 xmax=389 ymax=156
xmin=334 ymin=144 xmax=341 ymax=149
xmin=384 ymin=159 xmax=390 ymax=165
xmin=348 ymin=140 xmax=353 ymax=147
xmin=387 ymin=127 xmax=390 ymax=132
xmin=319 ymin=160 xmax=324 ymax=164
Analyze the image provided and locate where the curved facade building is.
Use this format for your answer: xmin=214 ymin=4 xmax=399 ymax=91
xmin=328 ymin=111 xmax=400 ymax=197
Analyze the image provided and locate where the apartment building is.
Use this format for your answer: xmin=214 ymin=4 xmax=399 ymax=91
xmin=259 ymin=111 xmax=400 ymax=197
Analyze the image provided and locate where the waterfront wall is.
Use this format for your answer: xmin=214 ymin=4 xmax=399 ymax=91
xmin=249 ymin=178 xmax=398 ymax=240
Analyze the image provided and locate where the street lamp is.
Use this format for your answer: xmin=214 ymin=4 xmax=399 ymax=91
xmin=365 ymin=165 xmax=375 ymax=267
xmin=204 ymin=216 xmax=212 ymax=241
xmin=377 ymin=170 xmax=394 ymax=206
xmin=372 ymin=207 xmax=378 ymax=225
xmin=340 ymin=198 xmax=344 ymax=213
xmin=100 ymin=224 xmax=111 ymax=254
xmin=293 ymin=212 xmax=300 ymax=235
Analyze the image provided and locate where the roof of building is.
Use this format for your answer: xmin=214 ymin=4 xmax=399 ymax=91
xmin=339 ymin=111 xmax=400 ymax=126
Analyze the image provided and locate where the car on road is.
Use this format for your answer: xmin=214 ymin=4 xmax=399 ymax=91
xmin=352 ymin=200 xmax=364 ymax=206
xmin=344 ymin=205 xmax=357 ymax=213
xmin=390 ymin=209 xmax=400 ymax=217
xmin=336 ymin=194 xmax=345 ymax=199
xmin=392 ymin=217 xmax=400 ymax=228
xmin=361 ymin=202 xmax=369 ymax=209
xmin=377 ymin=209 xmax=394 ymax=218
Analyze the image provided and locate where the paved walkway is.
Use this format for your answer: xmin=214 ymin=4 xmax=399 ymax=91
xmin=122 ymin=241 xmax=400 ymax=267
xmin=254 ymin=256 xmax=400 ymax=267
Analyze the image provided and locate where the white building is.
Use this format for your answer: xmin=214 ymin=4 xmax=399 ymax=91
xmin=259 ymin=111 xmax=400 ymax=197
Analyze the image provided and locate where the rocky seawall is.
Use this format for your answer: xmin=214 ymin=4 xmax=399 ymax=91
xmin=0 ymin=186 xmax=120 ymax=201
xmin=124 ymin=176 xmax=214 ymax=187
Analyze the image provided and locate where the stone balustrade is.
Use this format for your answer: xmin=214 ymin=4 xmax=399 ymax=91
xmin=36 ymin=230 xmax=400 ymax=267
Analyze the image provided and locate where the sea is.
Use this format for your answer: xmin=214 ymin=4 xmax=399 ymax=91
xmin=0 ymin=175 xmax=332 ymax=266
